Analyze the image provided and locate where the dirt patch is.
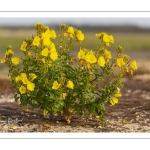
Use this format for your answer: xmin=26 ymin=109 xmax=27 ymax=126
xmin=0 ymin=74 xmax=150 ymax=132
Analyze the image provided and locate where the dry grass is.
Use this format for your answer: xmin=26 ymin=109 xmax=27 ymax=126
xmin=0 ymin=28 xmax=35 ymax=38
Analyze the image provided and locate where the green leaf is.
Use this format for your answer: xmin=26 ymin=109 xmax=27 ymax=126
xmin=88 ymin=103 xmax=96 ymax=118
xmin=14 ymin=94 xmax=20 ymax=102
xmin=30 ymin=88 xmax=39 ymax=97
xmin=79 ymin=110 xmax=85 ymax=118
xmin=20 ymin=96 xmax=28 ymax=106
xmin=89 ymin=98 xmax=95 ymax=103
xmin=58 ymin=100 xmax=64 ymax=107
xmin=31 ymin=99 xmax=36 ymax=105
xmin=43 ymin=109 xmax=48 ymax=117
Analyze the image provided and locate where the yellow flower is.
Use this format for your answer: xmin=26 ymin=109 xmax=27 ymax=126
xmin=95 ymin=32 xmax=105 ymax=39
xmin=6 ymin=49 xmax=14 ymax=56
xmin=85 ymin=51 xmax=97 ymax=64
xmin=97 ymin=56 xmax=105 ymax=67
xmin=22 ymin=77 xmax=28 ymax=84
xmin=76 ymin=30 xmax=84 ymax=42
xmin=41 ymin=28 xmax=51 ymax=39
xmin=2 ymin=49 xmax=13 ymax=61
xmin=19 ymin=85 xmax=26 ymax=94
xmin=50 ymin=30 xmax=56 ymax=39
xmin=78 ymin=48 xmax=86 ymax=60
xmin=96 ymin=32 xmax=114 ymax=46
xmin=66 ymin=80 xmax=74 ymax=89
xmin=49 ymin=43 xmax=57 ymax=53
xmin=0 ymin=57 xmax=6 ymax=63
xmin=42 ymin=29 xmax=56 ymax=39
xmin=15 ymin=75 xmax=22 ymax=82
xmin=11 ymin=57 xmax=20 ymax=65
xmin=110 ymin=97 xmax=118 ymax=106
xmin=43 ymin=38 xmax=51 ymax=46
xmin=103 ymin=50 xmax=112 ymax=62
xmin=50 ymin=52 xmax=58 ymax=61
xmin=109 ymin=35 xmax=114 ymax=43
xmin=20 ymin=41 xmax=27 ymax=51
xmin=29 ymin=73 xmax=37 ymax=81
xmin=20 ymin=73 xmax=28 ymax=84
xmin=62 ymin=93 xmax=67 ymax=99
xmin=130 ymin=60 xmax=137 ymax=70
xmin=41 ymin=58 xmax=46 ymax=63
xmin=20 ymin=73 xmax=27 ymax=77
xmin=103 ymin=34 xmax=110 ymax=43
xmin=110 ymin=91 xmax=122 ymax=105
xmin=103 ymin=34 xmax=114 ymax=44
xmin=67 ymin=26 xmax=74 ymax=34
xmin=117 ymin=58 xmax=125 ymax=67
xmin=87 ymin=54 xmax=97 ymax=64
xmin=41 ymin=47 xmax=49 ymax=57
xmin=67 ymin=26 xmax=74 ymax=38
xmin=27 ymin=51 xmax=32 ymax=56
xmin=115 ymin=92 xmax=122 ymax=97
xmin=52 ymin=81 xmax=61 ymax=90
xmin=32 ymin=36 xmax=40 ymax=46
xmin=45 ymin=29 xmax=52 ymax=39
xmin=27 ymin=81 xmax=35 ymax=91
xmin=41 ymin=32 xmax=48 ymax=39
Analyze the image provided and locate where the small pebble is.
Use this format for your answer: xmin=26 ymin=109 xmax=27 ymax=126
xmin=122 ymin=119 xmax=126 ymax=123
xmin=97 ymin=126 xmax=102 ymax=129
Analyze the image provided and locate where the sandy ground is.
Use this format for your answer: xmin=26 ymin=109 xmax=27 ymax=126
xmin=0 ymin=73 xmax=150 ymax=132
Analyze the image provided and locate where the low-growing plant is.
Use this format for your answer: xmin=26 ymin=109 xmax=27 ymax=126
xmin=0 ymin=23 xmax=137 ymax=123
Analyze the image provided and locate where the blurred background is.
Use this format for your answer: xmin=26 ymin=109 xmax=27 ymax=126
xmin=0 ymin=18 xmax=150 ymax=78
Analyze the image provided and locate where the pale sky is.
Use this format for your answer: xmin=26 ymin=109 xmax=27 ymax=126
xmin=0 ymin=18 xmax=150 ymax=28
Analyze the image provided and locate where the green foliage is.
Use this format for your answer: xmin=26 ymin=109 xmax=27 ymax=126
xmin=0 ymin=23 xmax=137 ymax=123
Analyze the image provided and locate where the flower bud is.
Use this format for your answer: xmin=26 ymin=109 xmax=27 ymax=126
xmin=117 ymin=45 xmax=124 ymax=53
xmin=60 ymin=24 xmax=68 ymax=31
xmin=7 ymin=45 xmax=12 ymax=50
xmin=122 ymin=55 xmax=130 ymax=64
xmin=129 ymin=69 xmax=133 ymax=76
xmin=35 ymin=22 xmax=43 ymax=30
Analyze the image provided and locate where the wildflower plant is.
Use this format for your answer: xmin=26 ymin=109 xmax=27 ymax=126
xmin=0 ymin=23 xmax=137 ymax=123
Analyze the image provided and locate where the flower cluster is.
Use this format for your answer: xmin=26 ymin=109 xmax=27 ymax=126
xmin=16 ymin=73 xmax=37 ymax=94
xmin=52 ymin=80 xmax=74 ymax=90
xmin=78 ymin=48 xmax=112 ymax=68
xmin=61 ymin=24 xmax=84 ymax=43
xmin=96 ymin=32 xmax=114 ymax=46
xmin=0 ymin=22 xmax=137 ymax=123
xmin=117 ymin=55 xmax=137 ymax=75
xmin=0 ymin=47 xmax=21 ymax=65
xmin=110 ymin=90 xmax=122 ymax=105
xmin=20 ymin=23 xmax=58 ymax=63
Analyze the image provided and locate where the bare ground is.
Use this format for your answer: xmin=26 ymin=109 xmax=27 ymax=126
xmin=0 ymin=73 xmax=150 ymax=132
